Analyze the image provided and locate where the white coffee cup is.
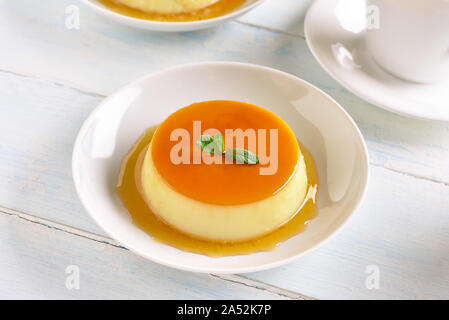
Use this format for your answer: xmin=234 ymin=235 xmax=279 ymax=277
xmin=365 ymin=0 xmax=449 ymax=83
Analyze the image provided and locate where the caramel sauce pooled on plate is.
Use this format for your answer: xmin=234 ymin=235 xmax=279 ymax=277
xmin=116 ymin=126 xmax=319 ymax=257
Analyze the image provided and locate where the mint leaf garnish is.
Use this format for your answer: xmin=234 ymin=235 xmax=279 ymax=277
xmin=225 ymin=148 xmax=259 ymax=164
xmin=195 ymin=133 xmax=258 ymax=165
xmin=196 ymin=133 xmax=224 ymax=155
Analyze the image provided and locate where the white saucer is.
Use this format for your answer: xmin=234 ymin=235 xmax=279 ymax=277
xmin=305 ymin=0 xmax=449 ymax=122
xmin=72 ymin=62 xmax=369 ymax=274
xmin=81 ymin=0 xmax=264 ymax=32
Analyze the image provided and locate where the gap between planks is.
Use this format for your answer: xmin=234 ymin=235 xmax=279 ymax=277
xmin=235 ymin=20 xmax=306 ymax=39
xmin=0 ymin=205 xmax=314 ymax=300
xmin=370 ymin=163 xmax=449 ymax=188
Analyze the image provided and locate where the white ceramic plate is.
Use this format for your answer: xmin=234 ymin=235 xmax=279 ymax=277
xmin=72 ymin=62 xmax=369 ymax=273
xmin=305 ymin=0 xmax=449 ymax=122
xmin=81 ymin=0 xmax=264 ymax=32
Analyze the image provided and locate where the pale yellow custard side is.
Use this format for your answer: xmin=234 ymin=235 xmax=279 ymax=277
xmin=140 ymin=141 xmax=309 ymax=242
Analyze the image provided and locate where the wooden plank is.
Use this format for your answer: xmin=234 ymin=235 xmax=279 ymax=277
xmin=0 ymin=209 xmax=291 ymax=299
xmin=0 ymin=72 xmax=105 ymax=235
xmin=246 ymin=165 xmax=449 ymax=299
xmin=2 ymin=0 xmax=449 ymax=185
xmin=2 ymin=0 xmax=293 ymax=96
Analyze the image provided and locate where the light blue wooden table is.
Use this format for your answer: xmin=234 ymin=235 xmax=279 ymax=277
xmin=1 ymin=0 xmax=448 ymax=299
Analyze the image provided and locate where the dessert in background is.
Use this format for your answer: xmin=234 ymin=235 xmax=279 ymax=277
xmin=99 ymin=0 xmax=247 ymax=22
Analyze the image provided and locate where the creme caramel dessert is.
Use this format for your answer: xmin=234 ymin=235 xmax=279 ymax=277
xmin=117 ymin=100 xmax=319 ymax=257
xmin=99 ymin=0 xmax=247 ymax=22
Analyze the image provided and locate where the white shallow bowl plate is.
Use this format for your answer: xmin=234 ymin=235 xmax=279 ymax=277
xmin=73 ymin=62 xmax=369 ymax=274
xmin=81 ymin=0 xmax=264 ymax=32
xmin=305 ymin=0 xmax=449 ymax=122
